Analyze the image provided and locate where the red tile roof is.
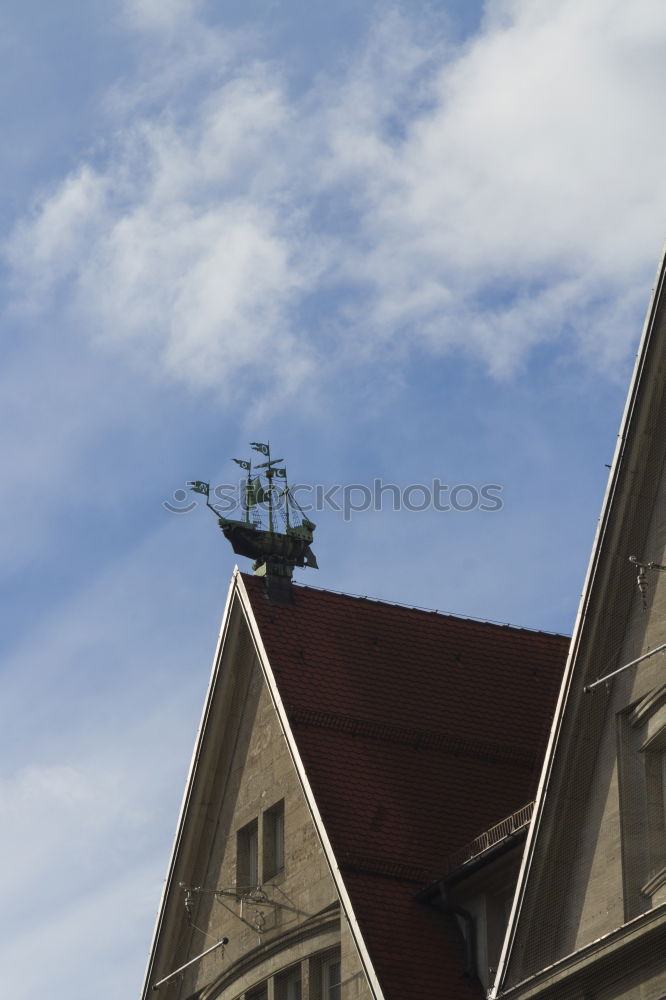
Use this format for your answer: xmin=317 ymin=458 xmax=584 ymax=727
xmin=243 ymin=575 xmax=568 ymax=999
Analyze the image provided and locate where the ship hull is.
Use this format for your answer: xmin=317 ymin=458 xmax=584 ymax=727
xmin=218 ymin=519 xmax=318 ymax=569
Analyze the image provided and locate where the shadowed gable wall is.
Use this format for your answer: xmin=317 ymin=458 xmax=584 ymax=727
xmin=496 ymin=251 xmax=666 ymax=1000
xmin=143 ymin=595 xmax=372 ymax=1000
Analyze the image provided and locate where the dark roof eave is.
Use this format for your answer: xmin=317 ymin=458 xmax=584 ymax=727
xmin=416 ymin=827 xmax=529 ymax=903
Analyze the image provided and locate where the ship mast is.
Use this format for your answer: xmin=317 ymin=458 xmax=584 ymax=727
xmin=252 ymin=442 xmax=284 ymax=536
xmin=283 ymin=471 xmax=291 ymax=532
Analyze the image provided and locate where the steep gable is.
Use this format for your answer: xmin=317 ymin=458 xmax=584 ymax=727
xmin=141 ymin=587 xmax=373 ymax=1000
xmin=493 ymin=248 xmax=666 ymax=999
xmin=142 ymin=571 xmax=568 ymax=1000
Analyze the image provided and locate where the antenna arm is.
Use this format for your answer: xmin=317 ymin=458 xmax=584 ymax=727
xmin=151 ymin=936 xmax=229 ymax=990
xmin=584 ymin=642 xmax=666 ymax=692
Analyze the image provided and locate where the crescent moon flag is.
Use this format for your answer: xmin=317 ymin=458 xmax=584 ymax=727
xmin=188 ymin=481 xmax=210 ymax=496
xmin=250 ymin=442 xmax=269 ymax=455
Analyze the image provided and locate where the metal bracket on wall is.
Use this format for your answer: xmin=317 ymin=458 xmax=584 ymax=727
xmin=178 ymin=883 xmax=311 ymax=937
xmin=629 ymin=554 xmax=666 ymax=611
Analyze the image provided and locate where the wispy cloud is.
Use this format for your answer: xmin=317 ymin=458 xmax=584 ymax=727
xmin=5 ymin=0 xmax=664 ymax=399
xmin=320 ymin=0 xmax=666 ymax=374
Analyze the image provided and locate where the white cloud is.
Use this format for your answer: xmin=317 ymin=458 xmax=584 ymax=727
xmin=124 ymin=0 xmax=202 ymax=34
xmin=5 ymin=0 xmax=665 ymax=397
xmin=7 ymin=167 xmax=108 ymax=304
xmin=6 ymin=63 xmax=320 ymax=404
xmin=77 ymin=198 xmax=310 ymax=389
xmin=0 ymin=763 xmax=94 ymax=811
xmin=320 ymin=0 xmax=666 ymax=374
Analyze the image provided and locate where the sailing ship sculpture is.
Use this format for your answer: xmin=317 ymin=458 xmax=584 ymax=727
xmin=189 ymin=442 xmax=318 ymax=579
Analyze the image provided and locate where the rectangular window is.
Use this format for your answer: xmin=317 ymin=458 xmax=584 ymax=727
xmin=237 ymin=819 xmax=258 ymax=893
xmin=619 ymin=685 xmax=666 ymax=913
xmin=263 ymin=799 xmax=285 ymax=880
xmin=322 ymin=956 xmax=341 ymax=1000
xmin=310 ymin=950 xmax=341 ymax=1000
xmin=275 ymin=964 xmax=302 ymax=1000
xmin=641 ymin=730 xmax=666 ymax=892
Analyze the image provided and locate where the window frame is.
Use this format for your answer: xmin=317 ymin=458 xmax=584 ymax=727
xmin=619 ymin=684 xmax=666 ymax=911
xmin=263 ymin=799 xmax=285 ymax=881
xmin=310 ymin=948 xmax=341 ymax=1000
xmin=237 ymin=818 xmax=259 ymax=895
xmin=274 ymin=962 xmax=302 ymax=1000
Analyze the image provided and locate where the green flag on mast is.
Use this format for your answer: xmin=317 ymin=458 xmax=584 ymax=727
xmin=245 ymin=477 xmax=267 ymax=507
xmin=188 ymin=480 xmax=209 ymax=496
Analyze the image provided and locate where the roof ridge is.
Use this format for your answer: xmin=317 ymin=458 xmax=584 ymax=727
xmin=273 ymin=576 xmax=570 ymax=639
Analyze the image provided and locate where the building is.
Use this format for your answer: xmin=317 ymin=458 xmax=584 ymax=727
xmin=140 ymin=578 xmax=567 ymax=999
xmin=487 ymin=252 xmax=666 ymax=999
xmin=142 ymin=249 xmax=666 ymax=1000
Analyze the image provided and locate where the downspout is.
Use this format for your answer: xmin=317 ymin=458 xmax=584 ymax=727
xmin=438 ymin=882 xmax=477 ymax=980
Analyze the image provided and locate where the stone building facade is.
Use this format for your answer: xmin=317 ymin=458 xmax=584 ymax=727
xmin=141 ymin=572 xmax=567 ymax=999
xmin=141 ymin=592 xmax=372 ymax=1000
xmin=490 ymin=248 xmax=666 ymax=1000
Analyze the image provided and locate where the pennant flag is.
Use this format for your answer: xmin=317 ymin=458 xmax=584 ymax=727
xmin=274 ymin=467 xmax=287 ymax=479
xmin=188 ymin=480 xmax=210 ymax=496
xmin=250 ymin=441 xmax=269 ymax=455
xmin=233 ymin=458 xmax=250 ymax=470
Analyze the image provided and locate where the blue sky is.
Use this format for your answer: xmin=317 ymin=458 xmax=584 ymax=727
xmin=1 ymin=1 xmax=665 ymax=996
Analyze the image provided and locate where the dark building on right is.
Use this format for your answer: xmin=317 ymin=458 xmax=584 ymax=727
xmin=486 ymin=247 xmax=666 ymax=1000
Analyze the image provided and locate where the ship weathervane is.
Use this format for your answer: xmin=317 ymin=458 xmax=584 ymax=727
xmin=189 ymin=443 xmax=318 ymax=581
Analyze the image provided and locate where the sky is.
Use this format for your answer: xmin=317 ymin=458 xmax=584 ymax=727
xmin=1 ymin=0 xmax=665 ymax=996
